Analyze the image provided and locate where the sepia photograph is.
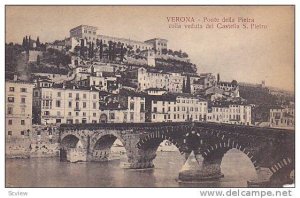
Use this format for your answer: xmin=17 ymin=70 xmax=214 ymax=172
xmin=4 ymin=5 xmax=295 ymax=189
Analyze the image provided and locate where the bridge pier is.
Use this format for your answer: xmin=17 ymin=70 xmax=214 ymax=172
xmin=178 ymin=151 xmax=224 ymax=182
xmin=248 ymin=166 xmax=294 ymax=187
xmin=60 ymin=148 xmax=88 ymax=162
xmin=127 ymin=148 xmax=156 ymax=169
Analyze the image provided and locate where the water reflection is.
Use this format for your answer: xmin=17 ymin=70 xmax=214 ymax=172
xmin=6 ymin=149 xmax=256 ymax=187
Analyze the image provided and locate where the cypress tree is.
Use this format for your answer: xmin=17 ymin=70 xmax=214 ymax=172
xmin=186 ymin=75 xmax=191 ymax=93
xmin=22 ymin=37 xmax=26 ymax=48
xmin=29 ymin=36 xmax=32 ymax=49
xmin=99 ymin=39 xmax=103 ymax=60
xmin=36 ymin=36 xmax=40 ymax=48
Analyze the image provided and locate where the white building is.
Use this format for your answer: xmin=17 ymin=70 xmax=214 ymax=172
xmin=33 ymin=83 xmax=100 ymax=125
xmin=6 ymin=80 xmax=34 ymax=139
xmin=146 ymin=93 xmax=208 ymax=122
xmin=127 ymin=67 xmax=185 ymax=93
xmin=99 ymin=89 xmax=146 ymax=123
xmin=207 ymin=104 xmax=252 ymax=125
xmin=270 ymin=107 xmax=294 ymax=129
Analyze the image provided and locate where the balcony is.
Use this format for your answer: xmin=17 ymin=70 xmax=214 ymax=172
xmin=74 ymin=107 xmax=81 ymax=111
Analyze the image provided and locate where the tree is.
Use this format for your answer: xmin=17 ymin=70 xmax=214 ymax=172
xmin=162 ymin=48 xmax=168 ymax=55
xmin=80 ymin=39 xmax=85 ymax=57
xmin=182 ymin=79 xmax=186 ymax=93
xmin=99 ymin=39 xmax=103 ymax=60
xmin=29 ymin=36 xmax=32 ymax=50
xmin=22 ymin=37 xmax=26 ymax=49
xmin=182 ymin=52 xmax=188 ymax=58
xmin=36 ymin=36 xmax=40 ymax=48
xmin=185 ymin=75 xmax=191 ymax=93
xmin=108 ymin=41 xmax=113 ymax=61
xmin=37 ymin=55 xmax=40 ymax=65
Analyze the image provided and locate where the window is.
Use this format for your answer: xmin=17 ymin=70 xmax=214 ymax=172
xmin=93 ymin=94 xmax=97 ymax=99
xmin=68 ymin=112 xmax=72 ymax=116
xmin=83 ymin=102 xmax=87 ymax=108
xmin=20 ymin=88 xmax=27 ymax=92
xmin=93 ymin=113 xmax=96 ymax=117
xmin=83 ymin=112 xmax=86 ymax=116
xmin=8 ymin=131 xmax=12 ymax=136
xmin=8 ymin=120 xmax=12 ymax=125
xmin=57 ymin=111 xmax=61 ymax=116
xmin=140 ymin=103 xmax=145 ymax=112
xmin=110 ymin=113 xmax=115 ymax=120
xmin=76 ymin=112 xmax=79 ymax=116
xmin=130 ymin=112 xmax=134 ymax=121
xmin=56 ymin=100 xmax=61 ymax=107
xmin=83 ymin=94 xmax=87 ymax=99
xmin=34 ymin=91 xmax=39 ymax=97
xmin=57 ymin=92 xmax=61 ymax=97
xmin=8 ymin=97 xmax=14 ymax=103
xmin=130 ymin=103 xmax=134 ymax=110
xmin=69 ymin=93 xmax=72 ymax=98
xmin=153 ymin=114 xmax=156 ymax=119
xmin=21 ymin=120 xmax=25 ymax=125
xmin=21 ymin=131 xmax=25 ymax=135
xmin=9 ymin=87 xmax=14 ymax=92
xmin=21 ymin=97 xmax=26 ymax=103
xmin=93 ymin=102 xmax=97 ymax=109
xmin=7 ymin=107 xmax=13 ymax=115
xmin=68 ymin=102 xmax=72 ymax=108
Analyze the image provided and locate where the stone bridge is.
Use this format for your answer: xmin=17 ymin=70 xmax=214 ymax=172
xmin=58 ymin=122 xmax=294 ymax=187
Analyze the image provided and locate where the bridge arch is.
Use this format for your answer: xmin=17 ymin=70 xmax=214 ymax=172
xmin=60 ymin=134 xmax=85 ymax=149
xmin=201 ymin=138 xmax=259 ymax=169
xmin=136 ymin=131 xmax=184 ymax=153
xmin=268 ymin=157 xmax=294 ymax=185
xmin=89 ymin=130 xmax=128 ymax=161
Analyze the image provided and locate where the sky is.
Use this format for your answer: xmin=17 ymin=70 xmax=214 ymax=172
xmin=6 ymin=6 xmax=295 ymax=91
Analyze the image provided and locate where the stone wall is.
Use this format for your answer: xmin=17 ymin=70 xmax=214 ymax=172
xmin=29 ymin=125 xmax=60 ymax=157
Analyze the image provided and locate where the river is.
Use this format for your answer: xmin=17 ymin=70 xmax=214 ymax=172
xmin=6 ymin=148 xmax=257 ymax=187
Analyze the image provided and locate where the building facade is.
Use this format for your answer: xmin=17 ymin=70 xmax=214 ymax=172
xmin=70 ymin=25 xmax=98 ymax=43
xmin=6 ymin=80 xmax=34 ymax=157
xmin=127 ymin=67 xmax=185 ymax=93
xmin=269 ymin=107 xmax=295 ymax=129
xmin=6 ymin=80 xmax=34 ymax=138
xmin=33 ymin=84 xmax=100 ymax=125
xmin=145 ymin=93 xmax=208 ymax=122
xmin=144 ymin=38 xmax=168 ymax=55
xmin=207 ymin=104 xmax=252 ymax=125
xmin=99 ymin=89 xmax=146 ymax=123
